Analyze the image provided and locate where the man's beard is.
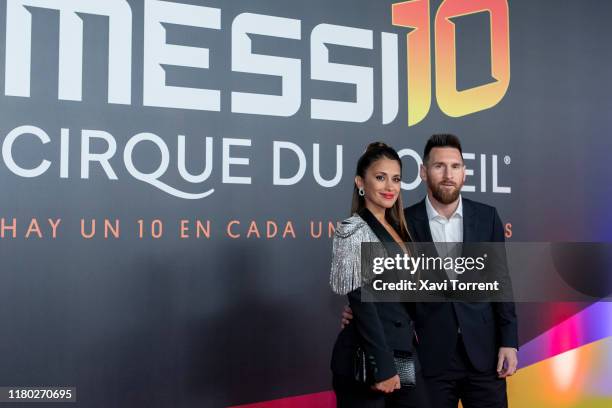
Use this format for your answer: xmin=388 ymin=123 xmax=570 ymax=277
xmin=430 ymin=181 xmax=461 ymax=204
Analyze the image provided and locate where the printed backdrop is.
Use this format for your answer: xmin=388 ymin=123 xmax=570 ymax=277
xmin=0 ymin=0 xmax=611 ymax=406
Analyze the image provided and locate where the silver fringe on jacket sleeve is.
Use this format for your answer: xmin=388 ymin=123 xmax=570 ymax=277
xmin=329 ymin=215 xmax=381 ymax=295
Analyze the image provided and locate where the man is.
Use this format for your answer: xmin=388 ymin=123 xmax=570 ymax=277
xmin=342 ymin=134 xmax=518 ymax=408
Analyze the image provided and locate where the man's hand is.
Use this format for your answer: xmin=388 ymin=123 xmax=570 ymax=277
xmin=341 ymin=305 xmax=354 ymax=328
xmin=497 ymin=347 xmax=518 ymax=378
xmin=372 ymin=374 xmax=401 ymax=393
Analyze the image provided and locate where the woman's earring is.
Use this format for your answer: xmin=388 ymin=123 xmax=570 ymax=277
xmin=358 ymin=187 xmax=365 ymax=196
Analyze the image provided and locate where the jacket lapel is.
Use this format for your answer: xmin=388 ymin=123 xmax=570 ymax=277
xmin=461 ymin=198 xmax=476 ymax=243
xmin=408 ymin=199 xmax=433 ymax=242
xmin=358 ymin=208 xmax=403 ymax=257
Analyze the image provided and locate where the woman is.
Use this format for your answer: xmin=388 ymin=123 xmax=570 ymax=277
xmin=330 ymin=142 xmax=429 ymax=408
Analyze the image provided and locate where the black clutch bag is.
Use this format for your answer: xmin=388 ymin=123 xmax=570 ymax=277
xmin=393 ymin=351 xmax=416 ymax=387
xmin=353 ymin=347 xmax=416 ymax=388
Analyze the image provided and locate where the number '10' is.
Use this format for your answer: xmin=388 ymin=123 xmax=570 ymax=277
xmin=392 ymin=0 xmax=510 ymax=125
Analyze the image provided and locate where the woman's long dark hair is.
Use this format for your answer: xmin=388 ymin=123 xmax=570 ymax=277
xmin=351 ymin=142 xmax=411 ymax=241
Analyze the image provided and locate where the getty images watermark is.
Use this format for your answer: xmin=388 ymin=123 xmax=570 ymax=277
xmin=359 ymin=242 xmax=612 ymax=303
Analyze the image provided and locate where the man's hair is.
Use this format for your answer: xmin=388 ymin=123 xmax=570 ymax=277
xmin=423 ymin=134 xmax=463 ymax=164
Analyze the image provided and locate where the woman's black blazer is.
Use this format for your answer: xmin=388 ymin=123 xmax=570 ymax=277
xmin=330 ymin=208 xmax=416 ymax=383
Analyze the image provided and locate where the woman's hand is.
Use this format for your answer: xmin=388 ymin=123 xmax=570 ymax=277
xmin=372 ymin=374 xmax=401 ymax=393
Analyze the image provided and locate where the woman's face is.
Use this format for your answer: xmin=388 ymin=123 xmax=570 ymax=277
xmin=356 ymin=157 xmax=402 ymax=211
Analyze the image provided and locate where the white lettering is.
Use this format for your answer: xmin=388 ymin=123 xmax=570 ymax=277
xmin=81 ymin=130 xmax=118 ymax=180
xmin=231 ymin=13 xmax=301 ymax=117
xmin=273 ymin=141 xmax=306 ymax=186
xmin=143 ymin=0 xmax=221 ymax=111
xmin=2 ymin=125 xmax=51 ymax=177
xmin=310 ymin=24 xmax=374 ymax=123
xmin=222 ymin=138 xmax=252 ymax=184
xmin=5 ymin=0 xmax=132 ymax=103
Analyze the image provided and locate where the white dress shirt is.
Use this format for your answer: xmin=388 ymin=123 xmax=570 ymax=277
xmin=425 ymin=194 xmax=465 ymax=333
xmin=425 ymin=194 xmax=463 ymax=244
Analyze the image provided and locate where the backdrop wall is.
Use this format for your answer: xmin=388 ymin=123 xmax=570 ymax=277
xmin=0 ymin=1 xmax=611 ymax=407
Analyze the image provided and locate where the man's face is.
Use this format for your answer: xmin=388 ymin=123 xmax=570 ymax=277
xmin=420 ymin=147 xmax=465 ymax=204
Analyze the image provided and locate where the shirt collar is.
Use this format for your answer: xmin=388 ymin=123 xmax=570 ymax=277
xmin=425 ymin=194 xmax=463 ymax=221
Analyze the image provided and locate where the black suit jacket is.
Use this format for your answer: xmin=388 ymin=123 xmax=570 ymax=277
xmin=331 ymin=208 xmax=417 ymax=382
xmin=404 ymin=197 xmax=518 ymax=376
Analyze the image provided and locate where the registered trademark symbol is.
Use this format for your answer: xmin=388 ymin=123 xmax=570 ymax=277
xmin=504 ymin=155 xmax=511 ymax=165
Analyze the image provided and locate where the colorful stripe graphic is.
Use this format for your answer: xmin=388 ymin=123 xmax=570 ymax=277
xmin=231 ymin=302 xmax=612 ymax=407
